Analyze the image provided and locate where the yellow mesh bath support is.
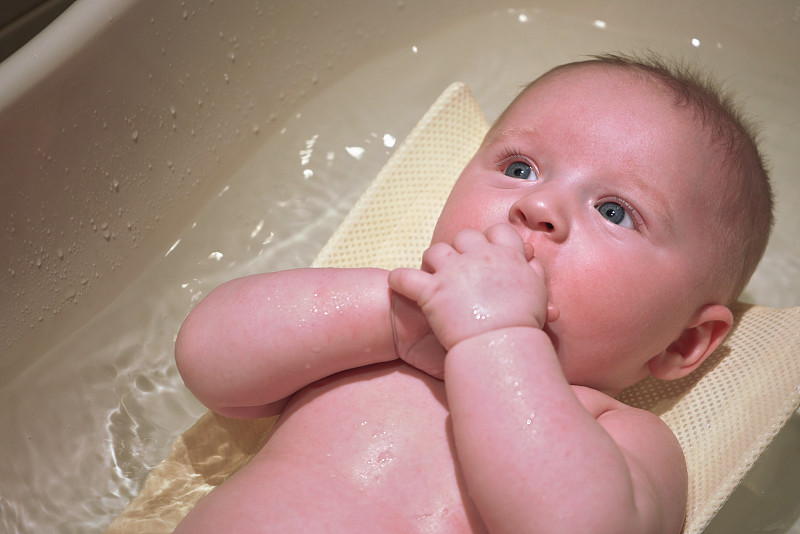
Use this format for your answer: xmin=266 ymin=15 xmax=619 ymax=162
xmin=107 ymin=82 xmax=800 ymax=534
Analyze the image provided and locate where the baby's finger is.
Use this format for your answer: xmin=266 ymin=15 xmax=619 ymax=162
xmin=388 ymin=268 xmax=433 ymax=304
xmin=451 ymin=228 xmax=487 ymax=253
xmin=484 ymin=223 xmax=526 ymax=255
xmin=524 ymin=242 xmax=535 ymax=262
xmin=528 ymin=257 xmax=546 ymax=279
xmin=421 ymin=242 xmax=456 ymax=273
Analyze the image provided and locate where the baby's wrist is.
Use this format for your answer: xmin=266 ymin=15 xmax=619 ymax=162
xmin=450 ymin=324 xmax=550 ymax=354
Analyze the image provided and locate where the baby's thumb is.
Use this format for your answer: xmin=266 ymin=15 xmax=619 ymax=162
xmin=524 ymin=242 xmax=535 ymax=261
xmin=546 ymin=302 xmax=560 ymax=324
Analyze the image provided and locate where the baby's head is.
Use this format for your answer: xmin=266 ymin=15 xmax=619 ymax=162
xmin=502 ymin=54 xmax=773 ymax=303
xmin=433 ymin=53 xmax=773 ymax=393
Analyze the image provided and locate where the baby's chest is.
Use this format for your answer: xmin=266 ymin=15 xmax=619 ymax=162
xmin=270 ymin=362 xmax=470 ymax=515
xmin=279 ymin=361 xmax=451 ymax=457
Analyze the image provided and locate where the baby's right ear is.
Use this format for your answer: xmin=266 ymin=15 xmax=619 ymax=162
xmin=648 ymin=304 xmax=733 ymax=381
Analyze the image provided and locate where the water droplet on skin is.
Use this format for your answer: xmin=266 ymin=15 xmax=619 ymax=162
xmin=472 ymin=305 xmax=489 ymax=320
xmin=131 ymin=130 xmax=139 ymax=142
xmin=57 ymin=248 xmax=64 ymax=260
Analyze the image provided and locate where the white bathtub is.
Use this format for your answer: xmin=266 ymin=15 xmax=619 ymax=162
xmin=1 ymin=1 xmax=798 ymax=532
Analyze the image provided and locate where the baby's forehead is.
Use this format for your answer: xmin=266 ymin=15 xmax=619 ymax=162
xmin=497 ymin=64 xmax=721 ymax=162
xmin=519 ymin=63 xmax=681 ymax=115
xmin=494 ymin=65 xmax=725 ymax=215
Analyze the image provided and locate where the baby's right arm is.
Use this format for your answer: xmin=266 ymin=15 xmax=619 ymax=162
xmin=175 ymin=268 xmax=405 ymax=418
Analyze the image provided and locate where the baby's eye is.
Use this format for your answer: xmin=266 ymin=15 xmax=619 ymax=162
xmin=503 ymin=161 xmax=537 ymax=180
xmin=596 ymin=201 xmax=635 ymax=229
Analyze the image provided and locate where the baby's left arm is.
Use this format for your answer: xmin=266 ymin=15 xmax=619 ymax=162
xmin=389 ymin=224 xmax=687 ymax=534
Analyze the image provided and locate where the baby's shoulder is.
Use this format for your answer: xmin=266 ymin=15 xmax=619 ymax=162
xmin=572 ymin=385 xmax=682 ymax=454
xmin=572 ymin=385 xmax=672 ymax=432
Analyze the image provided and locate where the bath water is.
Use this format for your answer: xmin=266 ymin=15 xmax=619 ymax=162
xmin=1 ymin=6 xmax=798 ymax=533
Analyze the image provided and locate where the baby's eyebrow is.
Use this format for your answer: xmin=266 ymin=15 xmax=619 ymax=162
xmin=625 ymin=175 xmax=675 ymax=233
xmin=482 ymin=124 xmax=533 ymax=148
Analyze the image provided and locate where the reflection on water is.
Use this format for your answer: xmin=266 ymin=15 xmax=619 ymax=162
xmin=1 ymin=4 xmax=798 ymax=533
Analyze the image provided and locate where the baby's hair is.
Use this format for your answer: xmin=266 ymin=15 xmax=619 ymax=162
xmin=495 ymin=52 xmax=774 ymax=304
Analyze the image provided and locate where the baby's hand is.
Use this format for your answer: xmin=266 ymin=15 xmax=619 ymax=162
xmin=389 ymin=224 xmax=553 ymax=351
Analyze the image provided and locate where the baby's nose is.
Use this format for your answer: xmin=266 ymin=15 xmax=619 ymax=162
xmin=508 ymin=192 xmax=569 ymax=243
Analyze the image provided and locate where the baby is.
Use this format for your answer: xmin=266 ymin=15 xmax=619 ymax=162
xmin=173 ymin=53 xmax=772 ymax=533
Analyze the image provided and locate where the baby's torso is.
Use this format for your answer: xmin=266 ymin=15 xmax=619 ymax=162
xmin=254 ymin=360 xmax=487 ymax=533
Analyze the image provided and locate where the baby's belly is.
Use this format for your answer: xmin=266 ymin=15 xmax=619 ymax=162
xmin=259 ymin=360 xmax=485 ymax=532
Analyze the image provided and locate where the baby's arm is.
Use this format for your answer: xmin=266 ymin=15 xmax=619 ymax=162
xmin=389 ymin=225 xmax=686 ymax=533
xmin=176 ymin=268 xmax=406 ymax=418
